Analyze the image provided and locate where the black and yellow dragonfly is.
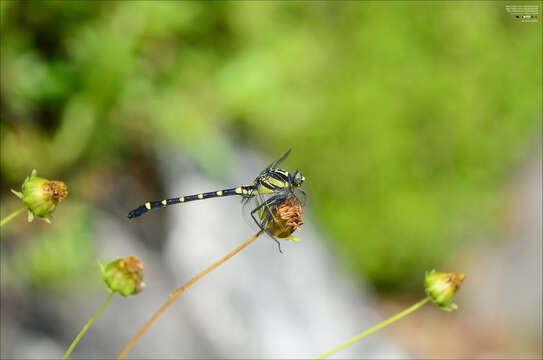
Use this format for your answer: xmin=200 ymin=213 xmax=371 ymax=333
xmin=127 ymin=149 xmax=305 ymax=243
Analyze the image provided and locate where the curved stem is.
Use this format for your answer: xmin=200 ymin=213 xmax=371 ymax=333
xmin=117 ymin=230 xmax=264 ymax=359
xmin=315 ymin=297 xmax=431 ymax=359
xmin=0 ymin=206 xmax=26 ymax=227
xmin=63 ymin=292 xmax=115 ymax=360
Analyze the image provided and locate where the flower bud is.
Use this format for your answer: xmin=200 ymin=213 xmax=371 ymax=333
xmin=424 ymin=270 xmax=465 ymax=311
xmin=11 ymin=169 xmax=68 ymax=223
xmin=101 ymin=256 xmax=145 ymax=297
xmin=262 ymin=196 xmax=304 ymax=241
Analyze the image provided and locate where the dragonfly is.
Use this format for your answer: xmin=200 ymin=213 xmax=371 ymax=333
xmin=127 ymin=149 xmax=305 ymax=248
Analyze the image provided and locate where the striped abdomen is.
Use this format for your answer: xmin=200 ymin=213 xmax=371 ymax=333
xmin=128 ymin=185 xmax=254 ymax=219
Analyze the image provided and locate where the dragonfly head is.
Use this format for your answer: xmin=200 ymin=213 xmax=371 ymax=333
xmin=292 ymin=170 xmax=305 ymax=187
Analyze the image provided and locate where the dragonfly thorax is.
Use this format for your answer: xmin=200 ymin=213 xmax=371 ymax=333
xmin=254 ymin=167 xmax=305 ymax=196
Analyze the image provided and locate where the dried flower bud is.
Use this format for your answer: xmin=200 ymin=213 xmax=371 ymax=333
xmin=262 ymin=196 xmax=304 ymax=241
xmin=11 ymin=169 xmax=68 ymax=223
xmin=424 ymin=270 xmax=465 ymax=311
xmin=101 ymin=256 xmax=145 ymax=297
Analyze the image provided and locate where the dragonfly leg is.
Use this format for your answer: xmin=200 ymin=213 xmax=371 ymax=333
xmin=249 ymin=194 xmax=284 ymax=230
xmin=250 ymin=194 xmax=286 ymax=253
xmin=257 ymin=208 xmax=283 ymax=253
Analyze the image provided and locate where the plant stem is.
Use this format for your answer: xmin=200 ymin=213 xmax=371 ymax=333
xmin=62 ymin=292 xmax=115 ymax=360
xmin=117 ymin=230 xmax=264 ymax=360
xmin=0 ymin=206 xmax=26 ymax=227
xmin=315 ymin=296 xmax=431 ymax=359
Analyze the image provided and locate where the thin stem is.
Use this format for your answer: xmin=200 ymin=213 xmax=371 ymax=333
xmin=62 ymin=292 xmax=116 ymax=360
xmin=117 ymin=230 xmax=264 ymax=360
xmin=0 ymin=206 xmax=26 ymax=227
xmin=315 ymin=297 xmax=431 ymax=359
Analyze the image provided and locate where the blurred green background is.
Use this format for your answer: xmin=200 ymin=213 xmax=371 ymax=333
xmin=1 ymin=0 xmax=540 ymax=294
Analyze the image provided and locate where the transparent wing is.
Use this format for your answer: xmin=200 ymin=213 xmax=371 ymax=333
xmin=271 ymin=148 xmax=291 ymax=168
xmin=241 ymin=196 xmax=261 ymax=233
xmin=292 ymin=188 xmax=307 ymax=206
xmin=241 ymin=192 xmax=277 ymax=232
xmin=261 ymin=148 xmax=291 ymax=174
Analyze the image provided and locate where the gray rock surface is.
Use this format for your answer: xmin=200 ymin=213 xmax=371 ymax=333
xmin=461 ymin=149 xmax=542 ymax=354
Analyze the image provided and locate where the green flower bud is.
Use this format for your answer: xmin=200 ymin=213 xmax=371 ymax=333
xmin=424 ymin=270 xmax=465 ymax=311
xmin=261 ymin=196 xmax=304 ymax=241
xmin=11 ymin=169 xmax=68 ymax=223
xmin=101 ymin=256 xmax=145 ymax=297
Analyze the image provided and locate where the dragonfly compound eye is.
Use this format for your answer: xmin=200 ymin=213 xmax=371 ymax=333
xmin=293 ymin=171 xmax=304 ymax=186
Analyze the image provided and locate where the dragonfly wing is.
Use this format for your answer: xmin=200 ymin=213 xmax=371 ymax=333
xmin=293 ymin=188 xmax=307 ymax=206
xmin=241 ymin=190 xmax=287 ymax=239
xmin=270 ymin=148 xmax=291 ymax=168
xmin=261 ymin=148 xmax=292 ymax=174
xmin=241 ymin=196 xmax=262 ymax=233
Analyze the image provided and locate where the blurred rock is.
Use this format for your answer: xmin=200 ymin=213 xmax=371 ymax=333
xmin=460 ymin=149 xmax=542 ymax=355
xmin=1 ymin=313 xmax=64 ymax=360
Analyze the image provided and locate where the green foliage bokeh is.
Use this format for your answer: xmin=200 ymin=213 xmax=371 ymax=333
xmin=1 ymin=1 xmax=541 ymax=290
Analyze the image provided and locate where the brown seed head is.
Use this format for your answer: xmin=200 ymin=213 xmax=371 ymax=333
xmin=262 ymin=196 xmax=304 ymax=238
xmin=48 ymin=180 xmax=68 ymax=203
